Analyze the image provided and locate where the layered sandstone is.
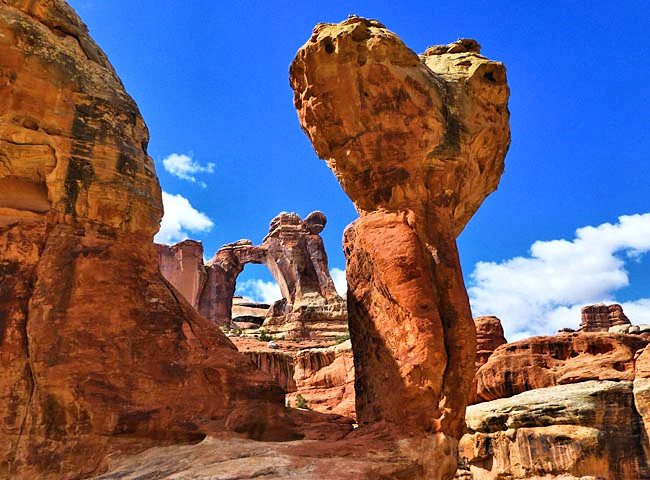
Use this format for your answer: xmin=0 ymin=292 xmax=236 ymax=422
xmin=459 ymin=381 xmax=650 ymax=479
xmin=473 ymin=332 xmax=647 ymax=404
xmin=233 ymin=337 xmax=356 ymax=419
xmin=579 ymin=303 xmax=631 ymax=332
xmin=290 ymin=16 xmax=510 ymax=476
xmin=0 ymin=3 xmax=299 ymax=478
xmin=157 ymin=240 xmax=207 ymax=308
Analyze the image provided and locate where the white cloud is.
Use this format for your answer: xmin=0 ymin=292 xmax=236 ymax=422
xmin=162 ymin=153 xmax=215 ymax=188
xmin=468 ymin=213 xmax=650 ymax=340
xmin=154 ymin=191 xmax=214 ymax=244
xmin=330 ymin=267 xmax=347 ymax=296
xmin=237 ymin=279 xmax=282 ymax=304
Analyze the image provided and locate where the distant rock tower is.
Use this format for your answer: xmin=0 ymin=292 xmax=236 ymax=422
xmin=579 ymin=304 xmax=631 ymax=332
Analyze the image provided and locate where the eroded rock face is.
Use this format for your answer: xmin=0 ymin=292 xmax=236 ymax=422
xmin=0 ymin=2 xmax=295 ymax=478
xmin=157 ymin=240 xmax=207 ymax=308
xmin=474 ymin=315 xmax=506 ymax=368
xmin=459 ymin=381 xmax=650 ymax=479
xmin=473 ymin=332 xmax=647 ymax=404
xmin=579 ymin=303 xmax=631 ymax=332
xmin=289 ymin=340 xmax=355 ymax=418
xmin=290 ymin=15 xmax=510 ymax=468
xmin=233 ymin=337 xmax=356 ymax=419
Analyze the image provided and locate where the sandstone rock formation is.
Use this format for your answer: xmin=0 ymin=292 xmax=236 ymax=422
xmin=474 ymin=315 xmax=506 ymax=368
xmin=231 ymin=296 xmax=268 ymax=327
xmin=635 ymin=345 xmax=650 ymax=463
xmin=157 ymin=240 xmax=207 ymax=308
xmin=0 ymin=3 xmax=299 ymax=478
xmin=579 ymin=303 xmax=631 ymax=332
xmin=473 ymin=331 xmax=647 ymax=403
xmin=158 ymin=211 xmax=347 ymax=338
xmin=288 ymin=340 xmax=355 ymax=418
xmin=459 ymin=381 xmax=650 ymax=479
xmin=233 ymin=337 xmax=356 ymax=419
xmin=290 ymin=15 xmax=510 ymax=475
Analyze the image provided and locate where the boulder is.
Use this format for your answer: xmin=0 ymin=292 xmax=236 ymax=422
xmin=290 ymin=16 xmax=510 ymax=475
xmin=460 ymin=381 xmax=650 ymax=479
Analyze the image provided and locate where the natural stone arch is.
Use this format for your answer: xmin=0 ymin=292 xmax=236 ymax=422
xmin=158 ymin=211 xmax=346 ymax=337
xmin=207 ymin=211 xmax=345 ymax=336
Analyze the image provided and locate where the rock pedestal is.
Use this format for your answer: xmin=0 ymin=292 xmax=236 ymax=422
xmin=290 ymin=15 xmax=510 ymax=477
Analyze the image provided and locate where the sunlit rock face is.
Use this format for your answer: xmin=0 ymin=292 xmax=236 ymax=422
xmin=0 ymin=2 xmax=294 ymax=478
xmin=474 ymin=315 xmax=507 ymax=368
xmin=459 ymin=381 xmax=650 ymax=480
xmin=473 ymin=331 xmax=647 ymax=403
xmin=579 ymin=303 xmax=631 ymax=332
xmin=290 ymin=15 xmax=510 ymax=478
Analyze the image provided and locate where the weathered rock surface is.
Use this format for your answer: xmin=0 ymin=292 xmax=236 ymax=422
xmin=290 ymin=16 xmax=510 ymax=477
xmin=634 ymin=345 xmax=650 ymax=464
xmin=232 ymin=296 xmax=268 ymax=326
xmin=95 ymin=427 xmax=457 ymax=480
xmin=579 ymin=303 xmax=630 ymax=332
xmin=233 ymin=337 xmax=356 ymax=419
xmin=288 ymin=340 xmax=355 ymax=418
xmin=158 ymin=211 xmax=348 ymax=338
xmin=458 ymin=381 xmax=650 ymax=479
xmin=0 ymin=2 xmax=302 ymax=478
xmin=474 ymin=315 xmax=506 ymax=368
xmin=473 ymin=332 xmax=648 ymax=403
xmin=157 ymin=239 xmax=207 ymax=308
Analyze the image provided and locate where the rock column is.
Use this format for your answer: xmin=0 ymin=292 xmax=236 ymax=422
xmin=290 ymin=16 xmax=510 ymax=464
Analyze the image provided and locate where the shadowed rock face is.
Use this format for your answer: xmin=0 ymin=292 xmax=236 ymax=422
xmin=290 ymin=15 xmax=510 ymax=468
xmin=0 ymin=2 xmax=297 ymax=478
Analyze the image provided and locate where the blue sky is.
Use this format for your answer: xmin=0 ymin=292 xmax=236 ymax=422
xmin=68 ymin=1 xmax=649 ymax=339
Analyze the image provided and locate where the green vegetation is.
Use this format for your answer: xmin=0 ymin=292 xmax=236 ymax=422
xmin=295 ymin=393 xmax=308 ymax=409
xmin=334 ymin=333 xmax=350 ymax=344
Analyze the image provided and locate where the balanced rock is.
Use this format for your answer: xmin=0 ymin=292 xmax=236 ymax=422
xmin=579 ymin=303 xmax=631 ymax=332
xmin=0 ymin=2 xmax=295 ymax=478
xmin=290 ymin=15 xmax=510 ymax=478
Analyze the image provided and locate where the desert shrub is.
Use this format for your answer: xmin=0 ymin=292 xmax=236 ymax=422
xmin=334 ymin=333 xmax=350 ymax=344
xmin=295 ymin=393 xmax=308 ymax=409
xmin=259 ymin=333 xmax=272 ymax=342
